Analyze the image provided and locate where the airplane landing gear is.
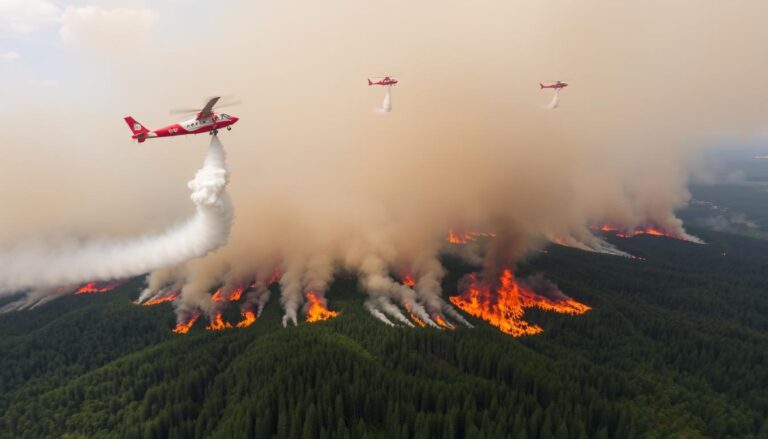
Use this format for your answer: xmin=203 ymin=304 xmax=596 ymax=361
xmin=227 ymin=126 xmax=232 ymax=131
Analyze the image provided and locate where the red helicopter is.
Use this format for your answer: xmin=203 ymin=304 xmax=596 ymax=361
xmin=124 ymin=96 xmax=239 ymax=143
xmin=540 ymin=80 xmax=568 ymax=90
xmin=368 ymin=76 xmax=398 ymax=86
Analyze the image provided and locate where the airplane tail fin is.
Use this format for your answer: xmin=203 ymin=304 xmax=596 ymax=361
xmin=368 ymin=79 xmax=373 ymax=86
xmin=124 ymin=116 xmax=149 ymax=134
xmin=539 ymin=83 xmax=544 ymax=89
xmin=124 ymin=116 xmax=150 ymax=142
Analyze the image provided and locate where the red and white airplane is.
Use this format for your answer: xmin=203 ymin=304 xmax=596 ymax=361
xmin=124 ymin=97 xmax=239 ymax=143
xmin=539 ymin=80 xmax=568 ymax=90
xmin=368 ymin=76 xmax=398 ymax=86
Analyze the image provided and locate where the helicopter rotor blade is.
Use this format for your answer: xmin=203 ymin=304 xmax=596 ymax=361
xmin=215 ymin=100 xmax=242 ymax=109
xmin=169 ymin=95 xmax=240 ymax=116
xmin=169 ymin=108 xmax=201 ymax=115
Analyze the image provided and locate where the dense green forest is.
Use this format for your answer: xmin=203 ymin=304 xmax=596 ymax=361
xmin=1 ymin=227 xmax=767 ymax=438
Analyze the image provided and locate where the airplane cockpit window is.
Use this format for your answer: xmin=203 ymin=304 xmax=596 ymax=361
xmin=221 ymin=114 xmax=229 ymax=120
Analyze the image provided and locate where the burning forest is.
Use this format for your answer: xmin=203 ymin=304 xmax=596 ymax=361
xmin=236 ymin=311 xmax=257 ymax=328
xmin=4 ymin=215 xmax=701 ymax=336
xmin=141 ymin=292 xmax=180 ymax=306
xmin=593 ymin=224 xmax=703 ymax=243
xmin=73 ymin=280 xmax=125 ymax=295
xmin=304 ymin=291 xmax=339 ymax=323
xmin=448 ymin=229 xmax=497 ymax=245
xmin=205 ymin=313 xmax=232 ymax=331
xmin=172 ymin=313 xmax=200 ymax=334
xmin=132 ymin=232 xmax=594 ymax=337
xmin=450 ymin=269 xmax=590 ymax=337
xmin=2 ymin=202 xmax=700 ymax=337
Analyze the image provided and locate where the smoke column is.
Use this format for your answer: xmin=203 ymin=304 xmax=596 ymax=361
xmin=364 ymin=300 xmax=395 ymax=326
xmin=0 ymin=137 xmax=233 ymax=300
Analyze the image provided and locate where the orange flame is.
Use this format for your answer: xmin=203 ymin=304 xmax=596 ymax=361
xmin=402 ymin=274 xmax=416 ymax=287
xmin=267 ymin=268 xmax=281 ymax=285
xmin=73 ymin=280 xmax=123 ymax=295
xmin=305 ymin=291 xmax=339 ymax=322
xmin=143 ymin=292 xmax=180 ymax=306
xmin=172 ymin=313 xmax=200 ymax=334
xmin=229 ymin=286 xmax=244 ymax=301
xmin=236 ymin=310 xmax=257 ymax=328
xmin=447 ymin=228 xmax=496 ymax=244
xmin=448 ymin=229 xmax=468 ymax=244
xmin=595 ymin=224 xmax=675 ymax=239
xmin=212 ymin=285 xmax=245 ymax=303
xmin=449 ymin=269 xmax=590 ymax=337
xmin=433 ymin=314 xmax=455 ymax=330
xmin=205 ymin=312 xmax=232 ymax=331
xmin=404 ymin=303 xmax=426 ymax=327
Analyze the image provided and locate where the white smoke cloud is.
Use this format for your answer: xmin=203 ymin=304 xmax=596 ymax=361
xmin=546 ymin=231 xmax=631 ymax=257
xmin=136 ymin=266 xmax=185 ymax=304
xmin=368 ymin=296 xmax=413 ymax=327
xmin=0 ymin=286 xmax=69 ymax=313
xmin=242 ymin=280 xmax=271 ymax=316
xmin=279 ymin=257 xmax=305 ymax=327
xmin=364 ymin=300 xmax=395 ymax=326
xmin=0 ymin=136 xmax=233 ymax=300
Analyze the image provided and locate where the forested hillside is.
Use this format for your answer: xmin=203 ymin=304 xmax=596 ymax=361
xmin=1 ymin=228 xmax=767 ymax=439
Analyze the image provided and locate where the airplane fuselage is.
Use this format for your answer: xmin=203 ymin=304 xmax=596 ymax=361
xmin=540 ymin=82 xmax=568 ymax=90
xmin=143 ymin=113 xmax=239 ymax=140
xmin=368 ymin=77 xmax=398 ymax=86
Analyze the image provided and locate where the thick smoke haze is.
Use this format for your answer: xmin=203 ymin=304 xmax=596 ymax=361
xmin=0 ymin=137 xmax=232 ymax=304
xmin=1 ymin=1 xmax=767 ymax=325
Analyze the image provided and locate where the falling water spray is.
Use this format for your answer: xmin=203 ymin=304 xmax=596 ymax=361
xmin=0 ymin=136 xmax=234 ymax=307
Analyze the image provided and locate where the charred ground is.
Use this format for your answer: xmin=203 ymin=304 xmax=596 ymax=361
xmin=0 ymin=228 xmax=767 ymax=439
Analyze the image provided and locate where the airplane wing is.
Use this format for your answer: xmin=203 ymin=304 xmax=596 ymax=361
xmin=197 ymin=96 xmax=220 ymax=119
